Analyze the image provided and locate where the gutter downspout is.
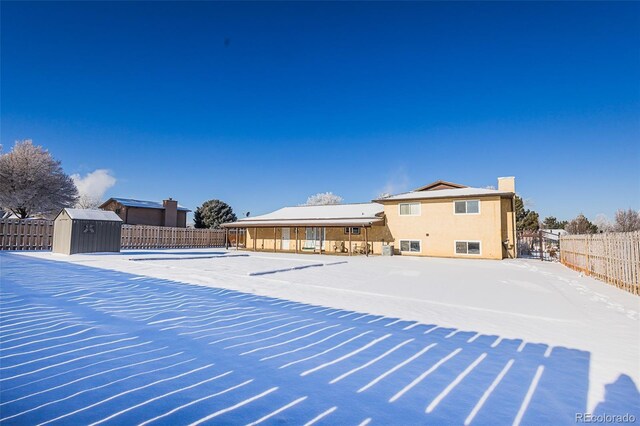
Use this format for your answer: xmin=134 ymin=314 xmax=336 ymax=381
xmin=512 ymin=195 xmax=517 ymax=259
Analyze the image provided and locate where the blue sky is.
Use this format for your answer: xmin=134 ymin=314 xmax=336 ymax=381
xmin=2 ymin=1 xmax=639 ymax=221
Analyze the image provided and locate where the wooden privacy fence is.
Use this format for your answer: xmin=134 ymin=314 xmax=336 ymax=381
xmin=0 ymin=219 xmax=236 ymax=251
xmin=120 ymin=225 xmax=230 ymax=249
xmin=560 ymin=231 xmax=640 ymax=295
xmin=0 ymin=219 xmax=54 ymax=250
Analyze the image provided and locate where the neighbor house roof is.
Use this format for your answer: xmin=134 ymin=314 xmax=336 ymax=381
xmin=375 ymin=186 xmax=513 ymax=202
xmin=101 ymin=198 xmax=191 ymax=212
xmin=222 ymin=203 xmax=384 ymax=228
xmin=58 ymin=208 xmax=123 ymax=222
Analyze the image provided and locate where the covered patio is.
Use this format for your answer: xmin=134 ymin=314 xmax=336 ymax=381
xmin=221 ymin=203 xmax=391 ymax=256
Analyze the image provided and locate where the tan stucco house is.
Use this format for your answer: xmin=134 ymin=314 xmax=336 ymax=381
xmin=100 ymin=197 xmax=190 ymax=228
xmin=223 ymin=176 xmax=517 ymax=260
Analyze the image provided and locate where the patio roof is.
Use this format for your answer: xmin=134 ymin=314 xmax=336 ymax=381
xmin=222 ymin=203 xmax=384 ymax=228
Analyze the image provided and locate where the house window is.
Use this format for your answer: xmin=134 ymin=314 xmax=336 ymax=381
xmin=454 ymin=200 xmax=480 ymax=215
xmin=455 ymin=241 xmax=481 ymax=255
xmin=400 ymin=240 xmax=421 ymax=253
xmin=344 ymin=227 xmax=361 ymax=235
xmin=115 ymin=208 xmax=121 ymax=215
xmin=399 ymin=203 xmax=421 ymax=216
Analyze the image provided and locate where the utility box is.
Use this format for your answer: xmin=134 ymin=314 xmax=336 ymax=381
xmin=53 ymin=209 xmax=123 ymax=255
xmin=382 ymin=244 xmax=394 ymax=256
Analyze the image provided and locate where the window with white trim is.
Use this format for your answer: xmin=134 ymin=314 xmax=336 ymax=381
xmin=454 ymin=200 xmax=480 ymax=214
xmin=399 ymin=203 xmax=420 ymax=216
xmin=344 ymin=227 xmax=361 ymax=235
xmin=455 ymin=241 xmax=481 ymax=255
xmin=400 ymin=240 xmax=421 ymax=253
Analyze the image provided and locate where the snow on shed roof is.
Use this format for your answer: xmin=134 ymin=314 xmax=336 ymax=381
xmin=60 ymin=209 xmax=123 ymax=222
xmin=106 ymin=198 xmax=190 ymax=211
xmin=223 ymin=203 xmax=384 ymax=227
xmin=375 ymin=187 xmax=513 ymax=202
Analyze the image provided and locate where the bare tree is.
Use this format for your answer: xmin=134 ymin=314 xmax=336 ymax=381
xmin=593 ymin=214 xmax=613 ymax=233
xmin=304 ymin=192 xmax=343 ymax=206
xmin=0 ymin=140 xmax=78 ymax=218
xmin=75 ymin=194 xmax=102 ymax=209
xmin=614 ymin=209 xmax=640 ymax=232
xmin=565 ymin=214 xmax=598 ymax=235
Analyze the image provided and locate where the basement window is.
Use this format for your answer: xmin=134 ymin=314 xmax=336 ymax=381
xmin=455 ymin=241 xmax=481 ymax=255
xmin=400 ymin=240 xmax=421 ymax=253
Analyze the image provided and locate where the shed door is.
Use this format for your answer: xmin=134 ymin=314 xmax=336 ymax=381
xmin=281 ymin=228 xmax=290 ymax=250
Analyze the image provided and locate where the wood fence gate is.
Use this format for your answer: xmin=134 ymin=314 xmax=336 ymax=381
xmin=517 ymin=230 xmax=560 ymax=262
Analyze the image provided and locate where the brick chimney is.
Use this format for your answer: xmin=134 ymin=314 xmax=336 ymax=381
xmin=163 ymin=198 xmax=178 ymax=227
xmin=497 ymin=176 xmax=515 ymax=193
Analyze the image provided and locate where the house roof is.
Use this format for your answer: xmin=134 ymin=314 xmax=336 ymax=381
xmin=59 ymin=208 xmax=123 ymax=222
xmin=102 ymin=198 xmax=191 ymax=212
xmin=375 ymin=186 xmax=513 ymax=202
xmin=222 ymin=203 xmax=384 ymax=228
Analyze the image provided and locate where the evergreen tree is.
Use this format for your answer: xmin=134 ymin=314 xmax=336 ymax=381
xmin=515 ymin=196 xmax=540 ymax=231
xmin=542 ymin=216 xmax=566 ymax=230
xmin=193 ymin=199 xmax=237 ymax=229
xmin=515 ymin=196 xmax=527 ymax=226
xmin=521 ymin=211 xmax=540 ymax=231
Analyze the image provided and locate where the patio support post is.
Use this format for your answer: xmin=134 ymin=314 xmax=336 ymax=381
xmin=274 ymin=227 xmax=277 ymax=253
xmin=235 ymin=228 xmax=239 ymax=251
xmin=295 ymin=227 xmax=299 ymax=253
xmin=348 ymin=227 xmax=352 ymax=256
xmin=225 ymin=228 xmax=229 ymax=250
xmin=253 ymin=227 xmax=257 ymax=251
xmin=365 ymin=227 xmax=369 ymax=257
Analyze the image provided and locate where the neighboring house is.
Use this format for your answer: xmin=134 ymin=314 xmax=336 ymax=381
xmin=99 ymin=197 xmax=190 ymax=228
xmin=223 ymin=176 xmax=517 ymax=260
xmin=540 ymin=228 xmax=568 ymax=242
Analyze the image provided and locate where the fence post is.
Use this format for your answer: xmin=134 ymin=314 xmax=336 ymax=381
xmin=585 ymin=236 xmax=590 ymax=275
xmin=539 ymin=230 xmax=543 ymax=261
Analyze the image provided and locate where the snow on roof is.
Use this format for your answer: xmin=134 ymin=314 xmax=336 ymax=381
xmin=107 ymin=198 xmax=190 ymax=211
xmin=224 ymin=203 xmax=384 ymax=227
xmin=375 ymin=187 xmax=513 ymax=202
xmin=62 ymin=209 xmax=123 ymax=222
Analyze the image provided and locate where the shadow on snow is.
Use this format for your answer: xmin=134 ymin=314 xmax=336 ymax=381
xmin=0 ymin=253 xmax=638 ymax=425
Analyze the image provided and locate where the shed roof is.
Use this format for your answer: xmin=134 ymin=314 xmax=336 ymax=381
xmin=59 ymin=208 xmax=123 ymax=222
xmin=375 ymin=186 xmax=513 ymax=202
xmin=103 ymin=198 xmax=190 ymax=212
xmin=222 ymin=203 xmax=384 ymax=228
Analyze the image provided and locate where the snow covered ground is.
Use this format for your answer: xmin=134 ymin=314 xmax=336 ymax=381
xmin=5 ymin=249 xmax=640 ymax=423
